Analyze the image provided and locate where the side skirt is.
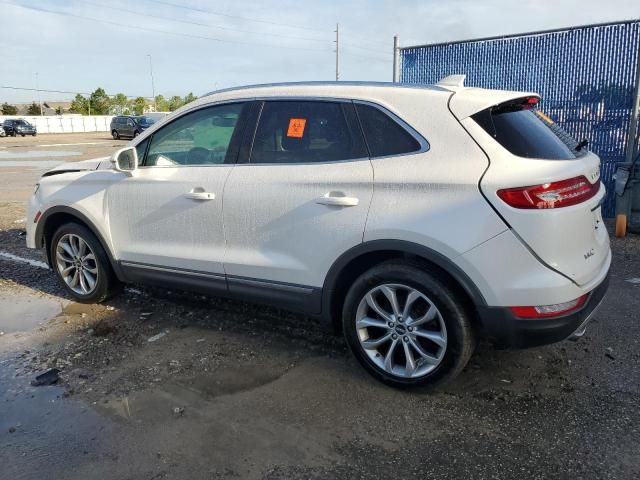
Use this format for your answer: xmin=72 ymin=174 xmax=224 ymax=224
xmin=119 ymin=261 xmax=322 ymax=316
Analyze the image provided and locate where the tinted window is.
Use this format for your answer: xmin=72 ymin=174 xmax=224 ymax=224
xmin=355 ymin=104 xmax=422 ymax=157
xmin=144 ymin=103 xmax=246 ymax=166
xmin=250 ymin=101 xmax=367 ymax=164
xmin=472 ymin=104 xmax=578 ymax=160
xmin=135 ymin=138 xmax=149 ymax=166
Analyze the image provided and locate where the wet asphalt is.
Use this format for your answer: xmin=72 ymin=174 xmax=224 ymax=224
xmin=0 ymin=133 xmax=639 ymax=479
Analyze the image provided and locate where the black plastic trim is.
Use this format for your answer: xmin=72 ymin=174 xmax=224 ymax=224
xmin=321 ymin=239 xmax=488 ymax=323
xmin=477 ymin=272 xmax=609 ymax=348
xmin=118 ymin=260 xmax=322 ymax=315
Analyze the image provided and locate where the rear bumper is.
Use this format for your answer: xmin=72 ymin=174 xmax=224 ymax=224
xmin=477 ymin=272 xmax=609 ymax=348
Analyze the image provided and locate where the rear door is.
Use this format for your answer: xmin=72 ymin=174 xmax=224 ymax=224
xmin=463 ymin=98 xmax=609 ymax=286
xmin=222 ymin=99 xmax=373 ymax=310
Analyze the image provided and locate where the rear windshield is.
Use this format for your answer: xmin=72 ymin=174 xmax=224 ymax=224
xmin=472 ymin=101 xmax=584 ymax=160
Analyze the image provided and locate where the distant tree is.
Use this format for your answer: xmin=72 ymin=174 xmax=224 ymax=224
xmin=70 ymin=94 xmax=89 ymax=114
xmin=27 ymin=102 xmax=42 ymax=115
xmin=110 ymin=93 xmax=129 ymax=114
xmin=154 ymin=94 xmax=169 ymax=112
xmin=89 ymin=87 xmax=110 ymax=115
xmin=130 ymin=96 xmax=148 ymax=115
xmin=1 ymin=102 xmax=18 ymax=115
xmin=168 ymin=95 xmax=184 ymax=111
xmin=183 ymin=92 xmax=197 ymax=105
xmin=55 ymin=106 xmax=62 ymax=115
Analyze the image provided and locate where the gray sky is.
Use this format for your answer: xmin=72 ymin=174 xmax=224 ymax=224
xmin=0 ymin=0 xmax=638 ymax=103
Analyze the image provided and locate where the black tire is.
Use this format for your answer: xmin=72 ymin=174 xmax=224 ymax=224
xmin=21 ymin=133 xmax=25 ymax=137
xmin=112 ymin=130 xmax=120 ymax=140
xmin=134 ymin=130 xmax=140 ymax=137
xmin=342 ymin=260 xmax=475 ymax=389
xmin=50 ymin=222 xmax=120 ymax=303
xmin=32 ymin=133 xmax=37 ymax=136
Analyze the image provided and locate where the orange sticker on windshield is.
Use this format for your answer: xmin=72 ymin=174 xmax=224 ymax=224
xmin=287 ymin=118 xmax=307 ymax=138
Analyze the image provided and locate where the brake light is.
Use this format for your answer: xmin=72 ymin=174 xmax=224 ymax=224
xmin=497 ymin=176 xmax=599 ymax=209
xmin=509 ymin=294 xmax=588 ymax=319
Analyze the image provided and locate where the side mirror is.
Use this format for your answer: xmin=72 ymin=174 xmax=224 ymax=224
xmin=111 ymin=147 xmax=138 ymax=174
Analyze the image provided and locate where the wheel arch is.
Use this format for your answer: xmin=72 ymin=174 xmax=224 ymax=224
xmin=35 ymin=206 xmax=123 ymax=279
xmin=321 ymin=240 xmax=487 ymax=332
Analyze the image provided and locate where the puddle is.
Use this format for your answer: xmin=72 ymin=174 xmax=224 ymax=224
xmin=0 ymin=357 xmax=113 ymax=479
xmin=0 ymin=292 xmax=67 ymax=333
xmin=0 ymin=150 xmax=81 ymax=159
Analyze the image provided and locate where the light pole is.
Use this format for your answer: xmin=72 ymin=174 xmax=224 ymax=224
xmin=146 ymin=54 xmax=156 ymax=112
xmin=35 ymin=72 xmax=43 ymax=116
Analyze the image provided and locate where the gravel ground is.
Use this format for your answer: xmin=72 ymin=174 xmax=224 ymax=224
xmin=0 ymin=135 xmax=639 ymax=479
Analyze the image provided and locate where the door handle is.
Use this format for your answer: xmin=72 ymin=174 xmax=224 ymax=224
xmin=184 ymin=189 xmax=215 ymax=201
xmin=315 ymin=192 xmax=359 ymax=207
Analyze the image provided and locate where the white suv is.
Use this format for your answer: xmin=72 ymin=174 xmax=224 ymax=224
xmin=26 ymin=78 xmax=610 ymax=388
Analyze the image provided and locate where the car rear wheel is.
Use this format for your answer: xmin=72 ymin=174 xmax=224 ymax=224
xmin=342 ymin=260 xmax=475 ymax=389
xmin=51 ymin=223 xmax=120 ymax=303
xmin=112 ymin=130 xmax=120 ymax=140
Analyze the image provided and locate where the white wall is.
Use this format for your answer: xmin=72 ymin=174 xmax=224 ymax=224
xmin=2 ymin=115 xmax=114 ymax=134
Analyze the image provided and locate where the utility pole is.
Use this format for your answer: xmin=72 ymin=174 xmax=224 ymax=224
xmin=392 ymin=35 xmax=400 ymax=83
xmin=334 ymin=23 xmax=340 ymax=81
xmin=147 ymin=54 xmax=156 ymax=112
xmin=35 ymin=72 xmax=43 ymax=116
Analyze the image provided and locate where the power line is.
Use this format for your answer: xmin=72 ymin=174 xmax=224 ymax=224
xmin=77 ymin=0 xmax=330 ymax=44
xmin=143 ymin=0 xmax=327 ymax=33
xmin=1 ymin=2 xmax=333 ymax=53
xmin=1 ymin=85 xmax=143 ymax=99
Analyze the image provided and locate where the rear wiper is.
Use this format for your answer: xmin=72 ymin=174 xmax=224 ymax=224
xmin=575 ymin=139 xmax=589 ymax=151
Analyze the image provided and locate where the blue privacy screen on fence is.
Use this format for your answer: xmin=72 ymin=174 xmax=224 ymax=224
xmin=401 ymin=20 xmax=640 ymax=217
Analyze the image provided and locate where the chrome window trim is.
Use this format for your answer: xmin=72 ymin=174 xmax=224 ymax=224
xmin=132 ymin=95 xmax=431 ymax=168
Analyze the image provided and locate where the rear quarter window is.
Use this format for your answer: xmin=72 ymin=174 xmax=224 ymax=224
xmin=355 ymin=104 xmax=423 ymax=158
xmin=472 ymin=102 xmax=582 ymax=160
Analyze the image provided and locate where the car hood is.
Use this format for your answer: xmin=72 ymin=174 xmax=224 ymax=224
xmin=42 ymin=156 xmax=111 ymax=177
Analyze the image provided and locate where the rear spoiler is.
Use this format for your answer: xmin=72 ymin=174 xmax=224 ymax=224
xmin=436 ymin=74 xmax=539 ymax=120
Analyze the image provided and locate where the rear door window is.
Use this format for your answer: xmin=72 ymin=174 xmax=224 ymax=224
xmin=355 ymin=103 xmax=423 ymax=157
xmin=472 ymin=101 xmax=582 ymax=160
xmin=249 ymin=101 xmax=367 ymax=164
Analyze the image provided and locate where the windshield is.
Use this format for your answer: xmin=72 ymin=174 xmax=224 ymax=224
xmin=134 ymin=116 xmax=155 ymax=126
xmin=472 ymin=100 xmax=584 ymax=160
xmin=15 ymin=120 xmax=30 ymax=126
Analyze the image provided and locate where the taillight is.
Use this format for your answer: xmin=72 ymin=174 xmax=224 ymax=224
xmin=497 ymin=176 xmax=599 ymax=209
xmin=509 ymin=294 xmax=588 ymax=319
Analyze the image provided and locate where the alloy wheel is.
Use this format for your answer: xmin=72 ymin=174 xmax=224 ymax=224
xmin=355 ymin=283 xmax=447 ymax=378
xmin=55 ymin=233 xmax=99 ymax=295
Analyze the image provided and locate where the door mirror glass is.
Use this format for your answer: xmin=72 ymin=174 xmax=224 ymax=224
xmin=112 ymin=147 xmax=138 ymax=172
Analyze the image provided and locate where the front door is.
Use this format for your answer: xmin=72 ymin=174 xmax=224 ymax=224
xmin=106 ymin=102 xmax=249 ymax=285
xmin=222 ymin=100 xmax=373 ymax=311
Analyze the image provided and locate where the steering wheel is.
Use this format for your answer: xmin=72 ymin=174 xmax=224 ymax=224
xmin=186 ymin=147 xmax=210 ymax=165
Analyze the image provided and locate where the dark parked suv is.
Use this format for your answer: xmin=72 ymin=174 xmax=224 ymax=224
xmin=2 ymin=119 xmax=37 ymax=137
xmin=110 ymin=115 xmax=156 ymax=139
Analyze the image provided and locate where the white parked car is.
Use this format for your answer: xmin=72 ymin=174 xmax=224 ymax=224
xmin=26 ymin=78 xmax=610 ymax=388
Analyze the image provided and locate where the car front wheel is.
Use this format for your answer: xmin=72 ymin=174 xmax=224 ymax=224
xmin=51 ymin=223 xmax=120 ymax=303
xmin=342 ymin=260 xmax=475 ymax=389
xmin=112 ymin=130 xmax=120 ymax=140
